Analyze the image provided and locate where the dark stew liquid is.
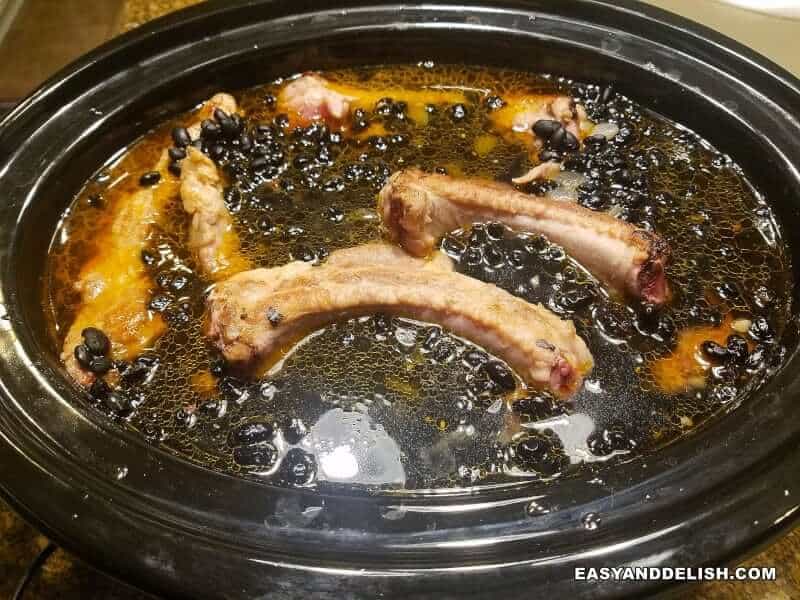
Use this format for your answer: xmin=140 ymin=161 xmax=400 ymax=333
xmin=43 ymin=65 xmax=793 ymax=490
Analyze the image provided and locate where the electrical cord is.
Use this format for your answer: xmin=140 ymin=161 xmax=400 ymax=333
xmin=11 ymin=542 xmax=57 ymax=600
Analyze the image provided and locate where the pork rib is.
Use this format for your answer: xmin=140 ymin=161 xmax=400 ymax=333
xmin=206 ymin=244 xmax=593 ymax=397
xmin=62 ymin=93 xmax=239 ymax=387
xmin=378 ymin=169 xmax=670 ymax=304
xmin=180 ymin=147 xmax=249 ymax=280
xmin=276 ymin=73 xmax=468 ymax=130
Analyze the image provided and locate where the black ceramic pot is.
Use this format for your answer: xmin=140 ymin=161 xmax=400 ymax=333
xmin=1 ymin=1 xmax=799 ymax=598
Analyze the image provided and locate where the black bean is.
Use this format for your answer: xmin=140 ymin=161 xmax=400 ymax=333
xmin=550 ymin=126 xmax=566 ymax=151
xmin=170 ymin=274 xmax=189 ymax=292
xmin=375 ymin=97 xmax=394 ymax=116
xmin=744 ymin=344 xmax=767 ymax=371
xmin=89 ymin=355 xmax=113 ymax=375
xmin=74 ymin=344 xmax=92 ymax=369
xmin=593 ymin=303 xmax=632 ymax=338
xmin=579 ymin=192 xmax=607 ymax=210
xmin=614 ymin=169 xmax=633 ymax=184
xmin=200 ymin=119 xmax=220 ymax=139
xmin=716 ymin=281 xmax=739 ymax=300
xmin=148 ymin=294 xmax=172 ymax=312
xmin=231 ymin=421 xmax=274 ymax=446
xmin=238 ymin=134 xmax=253 ymax=153
xmin=515 ymin=434 xmax=554 ymax=463
xmin=450 ymin=104 xmax=467 ymax=121
xmin=726 ymin=335 xmax=749 ymax=364
xmin=141 ymin=248 xmax=158 ymax=267
xmin=431 ymin=342 xmax=455 ymax=363
xmin=120 ymin=355 xmax=159 ymax=385
xmin=198 ymin=398 xmax=228 ymax=419
xmin=584 ymin=133 xmax=607 ymax=147
xmin=515 ymin=393 xmax=559 ymax=420
xmin=171 ymin=127 xmax=191 ymax=147
xmin=603 ymin=426 xmax=636 ymax=451
xmin=486 ymin=95 xmax=505 ymax=110
xmin=280 ymin=417 xmax=307 ymax=445
xmin=234 ymin=444 xmax=277 ymax=467
xmin=708 ymin=383 xmax=737 ymax=405
xmin=486 ymin=222 xmax=506 ymax=240
xmin=219 ymin=377 xmax=249 ymax=403
xmin=560 ymin=130 xmax=579 ymax=153
xmin=532 ymin=119 xmax=562 ymax=140
xmin=213 ymin=108 xmax=235 ymax=134
xmin=463 ymin=247 xmax=483 ymax=266
xmin=168 ymin=162 xmax=182 ymax=177
xmin=139 ymin=171 xmax=161 ymax=187
xmin=81 ymin=327 xmax=110 ymax=356
xmin=462 ymin=349 xmax=488 ymax=368
xmin=749 ymin=316 xmax=774 ymax=342
xmin=168 ymin=147 xmax=187 ymax=161
xmin=587 ymin=431 xmax=613 ymax=456
xmin=87 ymin=193 xmax=104 ymax=208
xmin=104 ymin=390 xmax=131 ymax=413
xmin=752 ymin=286 xmax=775 ymax=310
xmin=324 ymin=206 xmax=344 ymax=223
xmin=421 ymin=326 xmax=441 ymax=351
xmin=617 ymin=124 xmax=635 ymax=143
xmin=468 ymin=225 xmax=488 ymax=247
xmin=374 ymin=313 xmax=392 ymax=334
xmin=390 ymin=133 xmax=408 ymax=146
xmin=711 ymin=364 xmax=736 ymax=382
xmin=600 ymin=85 xmax=614 ymax=104
xmin=266 ymin=307 xmax=283 ymax=326
xmin=88 ymin=378 xmax=110 ymax=401
xmin=284 ymin=448 xmax=316 ymax=485
xmin=555 ymin=286 xmax=595 ymax=313
xmin=220 ymin=114 xmax=244 ymax=139
xmin=538 ymin=149 xmax=561 ymax=162
xmin=507 ymin=248 xmax=527 ymax=269
xmin=482 ymin=360 xmax=516 ymax=390
xmin=292 ymin=245 xmax=316 ymax=262
xmin=701 ymin=340 xmax=728 ymax=363
xmin=209 ymin=144 xmax=225 ymax=161
xmin=251 ymin=156 xmax=268 ymax=171
xmin=483 ymin=244 xmax=505 ymax=268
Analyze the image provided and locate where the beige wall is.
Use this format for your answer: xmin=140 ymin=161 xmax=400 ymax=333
xmin=643 ymin=0 xmax=800 ymax=76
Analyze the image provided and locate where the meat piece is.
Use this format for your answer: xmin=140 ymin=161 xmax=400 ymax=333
xmin=206 ymin=245 xmax=593 ymax=397
xmin=180 ymin=147 xmax=249 ymax=280
xmin=378 ymin=169 xmax=670 ymax=304
xmin=278 ymin=74 xmax=354 ymax=128
xmin=276 ymin=73 xmax=468 ymax=131
xmin=512 ymin=161 xmax=562 ymax=185
xmin=62 ymin=93 xmax=237 ymax=387
xmin=188 ymin=93 xmax=237 ymax=138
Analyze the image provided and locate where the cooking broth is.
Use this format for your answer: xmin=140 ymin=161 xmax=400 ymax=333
xmin=43 ymin=64 xmax=793 ymax=490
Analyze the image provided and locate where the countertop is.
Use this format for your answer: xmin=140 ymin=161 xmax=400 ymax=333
xmin=1 ymin=0 xmax=798 ymax=598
